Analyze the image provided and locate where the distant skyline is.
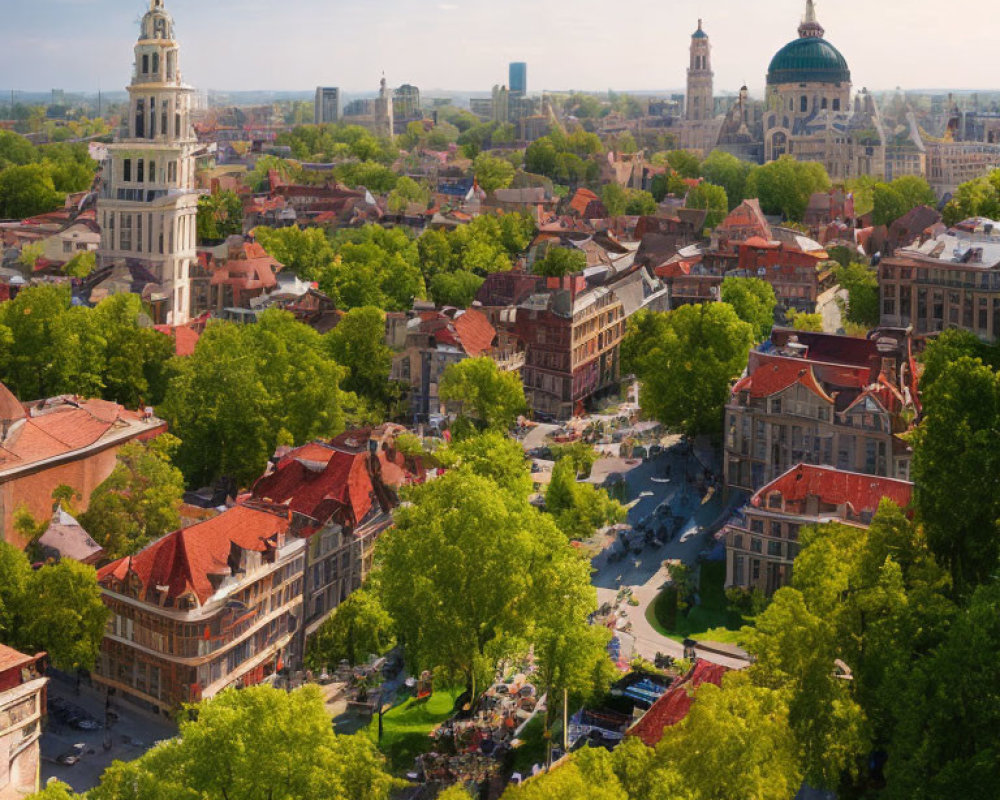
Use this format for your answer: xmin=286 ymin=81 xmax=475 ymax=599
xmin=3 ymin=0 xmax=1000 ymax=97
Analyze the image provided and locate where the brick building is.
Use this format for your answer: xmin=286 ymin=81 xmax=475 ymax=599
xmin=879 ymin=217 xmax=1000 ymax=341
xmin=0 ymin=382 xmax=167 ymax=548
xmin=94 ymin=504 xmax=304 ymax=714
xmin=478 ymin=262 xmax=667 ymax=419
xmin=724 ymin=328 xmax=918 ymax=492
xmin=724 ymin=464 xmax=913 ymax=594
xmin=0 ymin=647 xmax=47 ymax=800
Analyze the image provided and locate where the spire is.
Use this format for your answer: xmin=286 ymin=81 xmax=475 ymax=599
xmin=799 ymin=0 xmax=825 ymax=38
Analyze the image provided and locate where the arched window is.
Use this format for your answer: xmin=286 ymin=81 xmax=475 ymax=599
xmin=800 ymin=95 xmax=808 ymax=113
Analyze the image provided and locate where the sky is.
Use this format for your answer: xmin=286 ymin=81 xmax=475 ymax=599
xmin=3 ymin=0 xmax=1000 ymax=97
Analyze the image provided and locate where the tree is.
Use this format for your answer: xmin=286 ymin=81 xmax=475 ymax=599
xmin=623 ymin=189 xmax=657 ymax=216
xmin=883 ymin=582 xmax=1000 ymax=800
xmin=305 ymin=589 xmax=394 ymax=670
xmin=534 ymin=245 xmax=587 ymax=277
xmin=87 ymin=686 xmax=401 ymax=800
xmin=79 ymin=435 xmax=185 ymax=559
xmin=745 ymin=156 xmax=831 ymax=221
xmin=602 ymin=183 xmax=627 ymax=217
xmin=386 ymin=175 xmax=429 ymax=214
xmin=324 ymin=306 xmax=394 ymax=407
xmin=912 ymin=356 xmax=1000 ymax=591
xmin=196 ymin=190 xmax=243 ymax=242
xmin=63 ymin=250 xmax=96 ymax=278
xmin=377 ymin=471 xmax=592 ymax=700
xmin=0 ymin=541 xmax=109 ymax=671
xmin=18 ymin=242 xmax=44 ymax=270
xmin=504 ymin=747 xmax=627 ymax=800
xmin=700 ymin=150 xmax=754 ymax=209
xmin=254 ymin=226 xmax=336 ymax=282
xmin=624 ymin=305 xmax=755 ymax=437
xmin=787 ymin=309 xmax=824 ymax=332
xmin=664 ymin=149 xmax=701 ymax=179
xmin=323 ymin=225 xmax=426 ymax=311
xmin=0 ymin=163 xmax=64 ymax=219
xmin=438 ymin=357 xmax=526 ymax=433
xmin=161 ymin=311 xmax=347 ymax=486
xmin=942 ymin=168 xmax=1000 ymax=226
xmin=545 ymin=458 xmax=625 ymax=540
xmin=872 ymin=183 xmax=909 ymax=227
xmin=685 ymin=182 xmax=728 ymax=228
xmin=429 ymin=270 xmax=484 ymax=308
xmin=437 ymin=431 xmax=534 ymax=499
xmin=549 ymin=441 xmax=599 ymax=478
xmin=473 ymin=152 xmax=515 ymax=194
xmin=721 ymin=276 xmax=776 ymax=342
xmin=834 ymin=262 xmax=880 ymax=329
xmin=918 ymin=328 xmax=997 ymax=396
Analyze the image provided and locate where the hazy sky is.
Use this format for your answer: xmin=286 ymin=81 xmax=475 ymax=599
xmin=3 ymin=0 xmax=999 ymax=96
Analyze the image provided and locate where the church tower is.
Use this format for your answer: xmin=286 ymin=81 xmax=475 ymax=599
xmin=97 ymin=0 xmax=199 ymax=324
xmin=686 ymin=19 xmax=714 ymax=122
xmin=374 ymin=76 xmax=395 ymax=140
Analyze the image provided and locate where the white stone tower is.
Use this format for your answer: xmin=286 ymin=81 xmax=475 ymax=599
xmin=686 ymin=19 xmax=714 ymax=122
xmin=97 ymin=0 xmax=199 ymax=324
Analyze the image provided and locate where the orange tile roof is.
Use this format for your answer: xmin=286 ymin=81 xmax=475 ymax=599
xmin=452 ymin=309 xmax=496 ymax=357
xmin=98 ymin=504 xmax=291 ymax=604
xmin=750 ymin=464 xmax=913 ymax=515
xmin=0 ymin=644 xmax=35 ymax=674
xmin=733 ymin=355 xmax=832 ymax=402
xmin=627 ymin=660 xmax=728 ymax=747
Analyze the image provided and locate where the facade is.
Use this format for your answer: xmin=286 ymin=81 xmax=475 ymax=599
xmin=879 ymin=217 xmax=1000 ymax=341
xmin=924 ymin=141 xmax=1000 ymax=196
xmin=0 ymin=647 xmax=47 ymax=800
xmin=97 ymin=0 xmax=200 ymax=325
xmin=95 ymin=504 xmax=304 ymax=714
xmin=391 ymin=309 xmax=524 ymax=424
xmin=509 ymin=62 xmax=527 ymax=97
xmin=0 ymin=382 xmax=166 ymax=548
xmin=375 ymin=77 xmax=394 ymax=140
xmin=685 ymin=21 xmax=713 ymax=122
xmin=314 ymin=87 xmax=342 ymax=125
xmin=250 ymin=426 xmax=422 ymax=644
xmin=724 ymin=464 xmax=913 ymax=594
xmin=393 ymin=84 xmax=422 ymax=123
xmin=724 ymin=328 xmax=918 ymax=492
xmin=478 ymin=261 xmax=667 ymax=419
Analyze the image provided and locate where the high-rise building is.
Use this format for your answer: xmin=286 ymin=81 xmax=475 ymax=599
xmin=509 ymin=62 xmax=527 ymax=96
xmin=374 ymin=75 xmax=395 ymax=140
xmin=686 ymin=19 xmax=714 ymax=121
xmin=393 ymin=84 xmax=421 ymax=120
xmin=314 ymin=86 xmax=341 ymax=124
xmin=97 ymin=0 xmax=199 ymax=325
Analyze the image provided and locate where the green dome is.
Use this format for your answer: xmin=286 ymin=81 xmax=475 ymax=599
xmin=767 ymin=37 xmax=850 ymax=85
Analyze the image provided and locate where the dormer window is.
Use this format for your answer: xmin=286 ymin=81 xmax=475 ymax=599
xmin=767 ymin=492 xmax=782 ymax=510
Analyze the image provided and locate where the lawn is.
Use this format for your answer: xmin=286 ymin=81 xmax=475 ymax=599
xmin=365 ymin=686 xmax=464 ymax=774
xmin=646 ymin=561 xmax=753 ymax=645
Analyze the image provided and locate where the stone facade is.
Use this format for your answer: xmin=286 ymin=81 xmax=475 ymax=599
xmin=0 ymin=648 xmax=46 ymax=800
xmin=97 ymin=0 xmax=200 ymax=325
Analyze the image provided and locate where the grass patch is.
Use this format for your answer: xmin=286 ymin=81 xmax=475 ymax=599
xmin=647 ymin=561 xmax=753 ymax=645
xmin=508 ymin=715 xmax=550 ymax=775
xmin=366 ymin=686 xmax=463 ymax=774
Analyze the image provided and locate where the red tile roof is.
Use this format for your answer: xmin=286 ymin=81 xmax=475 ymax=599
xmin=627 ymin=660 xmax=728 ymax=747
xmin=452 ymin=309 xmax=496 ymax=357
xmin=0 ymin=644 xmax=35 ymax=675
xmin=98 ymin=504 xmax=290 ymax=604
xmin=750 ymin=464 xmax=913 ymax=515
xmin=742 ymin=236 xmax=779 ymax=249
xmin=733 ymin=355 xmax=832 ymax=402
xmin=569 ymin=188 xmax=600 ymax=217
xmin=154 ymin=324 xmax=201 ymax=357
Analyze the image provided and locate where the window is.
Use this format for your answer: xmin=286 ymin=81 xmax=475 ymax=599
xmin=63 ymin=240 xmax=73 ymax=254
xmin=152 ymin=52 xmax=159 ymax=74
xmin=168 ymin=161 xmax=177 ymax=182
xmin=767 ymin=492 xmax=782 ymax=510
xmin=142 ymin=54 xmax=149 ymax=74
xmin=750 ymin=538 xmax=763 ymax=554
xmin=770 ymin=521 xmax=782 ymax=538
xmin=767 ymin=540 xmax=783 ymax=557
xmin=120 ymin=214 xmax=133 ymax=251
xmin=750 ymin=519 xmax=764 ymax=534
xmin=176 ymin=113 xmax=181 ymax=138
xmin=137 ymin=159 xmax=144 ymax=183
xmin=149 ymin=160 xmax=156 ymax=182
xmin=832 ymin=98 xmax=841 ymax=111
xmin=123 ymin=158 xmax=132 ymax=182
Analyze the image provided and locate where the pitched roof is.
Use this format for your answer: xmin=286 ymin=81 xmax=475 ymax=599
xmin=38 ymin=507 xmax=104 ymax=564
xmin=98 ymin=504 xmax=290 ymax=604
xmin=452 ymin=309 xmax=496 ymax=357
xmin=751 ymin=464 xmax=913 ymax=515
xmin=733 ymin=355 xmax=832 ymax=401
xmin=0 ymin=644 xmax=35 ymax=675
xmin=627 ymin=660 xmax=728 ymax=747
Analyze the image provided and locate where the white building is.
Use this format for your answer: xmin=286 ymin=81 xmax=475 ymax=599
xmin=97 ymin=0 xmax=200 ymax=324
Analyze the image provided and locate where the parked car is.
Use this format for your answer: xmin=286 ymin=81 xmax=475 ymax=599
xmin=56 ymin=743 xmax=87 ymax=766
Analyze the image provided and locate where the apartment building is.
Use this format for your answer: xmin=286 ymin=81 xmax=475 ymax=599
xmin=0 ymin=647 xmax=47 ymax=800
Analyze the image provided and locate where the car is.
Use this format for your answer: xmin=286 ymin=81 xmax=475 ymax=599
xmin=56 ymin=743 xmax=87 ymax=766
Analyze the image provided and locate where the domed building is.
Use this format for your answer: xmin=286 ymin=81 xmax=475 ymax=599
xmin=762 ymin=0 xmax=886 ymax=181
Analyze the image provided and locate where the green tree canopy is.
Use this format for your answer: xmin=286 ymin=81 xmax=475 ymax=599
xmin=438 ymin=357 xmax=527 ymax=433
xmin=160 ymin=310 xmax=348 ymax=487
xmin=942 ymin=168 xmax=1000 ymax=225
xmin=686 ymin=181 xmax=728 ymax=228
xmin=534 ymin=245 xmax=587 ymax=277
xmin=834 ymin=261 xmax=880 ymax=329
xmin=545 ymin=458 xmax=625 ymax=540
xmin=386 ymin=175 xmax=430 ymax=214
xmin=745 ymin=156 xmax=831 ymax=221
xmin=86 ymin=685 xmax=401 ymax=800
xmin=305 ymin=588 xmax=394 ymax=670
xmin=912 ymin=355 xmax=1000 ymax=591
xmin=429 ymin=270 xmax=484 ymax=308
xmin=699 ymin=150 xmax=754 ymax=210
xmin=0 ymin=541 xmax=109 ymax=671
xmin=436 ymin=431 xmax=533 ymax=499
xmin=473 ymin=152 xmax=516 ymax=194
xmin=623 ymin=305 xmax=755 ymax=436
xmin=664 ymin=149 xmax=701 ymax=178
xmin=196 ymin=190 xmax=243 ymax=243
xmin=721 ymin=276 xmax=777 ymax=342
xmin=324 ymin=306 xmax=394 ymax=408
xmin=79 ymin=434 xmax=185 ymax=560
xmin=0 ymin=163 xmax=64 ymax=219
xmin=254 ymin=226 xmax=336 ymax=282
